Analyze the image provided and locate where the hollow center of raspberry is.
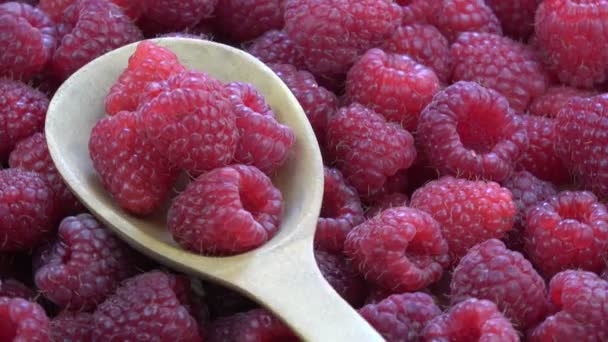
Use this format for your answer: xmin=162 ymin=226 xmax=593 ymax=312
xmin=0 ymin=310 xmax=16 ymax=341
xmin=456 ymin=116 xmax=502 ymax=153
xmin=556 ymin=204 xmax=590 ymax=223
xmin=239 ymin=189 xmax=265 ymax=222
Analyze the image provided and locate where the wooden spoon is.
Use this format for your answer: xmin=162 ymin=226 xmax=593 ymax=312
xmin=45 ymin=38 xmax=384 ymax=341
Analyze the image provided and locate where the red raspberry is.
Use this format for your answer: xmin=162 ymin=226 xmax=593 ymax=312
xmin=382 ymin=24 xmax=451 ymax=83
xmin=535 ymin=0 xmax=608 ymax=88
xmin=269 ymin=63 xmax=337 ymax=150
xmin=225 ymin=82 xmax=295 ymax=175
xmin=207 ymin=309 xmax=296 ymax=342
xmin=283 ymin=0 xmax=402 ymax=77
xmin=247 ymin=31 xmax=307 ymax=70
xmin=93 ymin=271 xmax=201 ymax=341
xmin=0 ymin=169 xmax=57 ymax=252
xmin=214 ymin=0 xmax=284 ymax=42
xmin=484 ymin=0 xmax=541 ymax=40
xmin=430 ymin=0 xmax=502 ymax=42
xmin=0 ymin=278 xmax=36 ymax=299
xmin=451 ymin=239 xmax=547 ymax=329
xmin=0 ymin=2 xmax=56 ymax=80
xmin=9 ymin=133 xmax=84 ymax=217
xmin=344 ymin=207 xmax=449 ymax=293
xmin=529 ymin=270 xmax=608 ymax=341
xmin=411 ymin=176 xmax=517 ymax=263
xmin=450 ymin=32 xmax=549 ymax=112
xmin=359 ymin=292 xmax=441 ymax=342
xmin=315 ymin=250 xmax=367 ymax=307
xmin=326 ymin=103 xmax=416 ymax=200
xmin=89 ymin=110 xmax=178 ymax=216
xmin=202 ymin=281 xmax=258 ymax=319
xmin=422 ymin=298 xmax=519 ymax=341
xmin=51 ymin=0 xmax=142 ymax=80
xmin=417 ymin=81 xmax=528 ymax=182
xmin=39 ymin=0 xmax=142 ymax=22
xmin=401 ymin=0 xmax=435 ymax=25
xmin=0 ymin=297 xmax=50 ymax=341
xmin=345 ymin=48 xmax=440 ymax=132
xmin=365 ymin=192 xmax=409 ymax=219
xmin=528 ymin=86 xmax=597 ymax=118
xmin=51 ymin=311 xmax=93 ymax=342
xmin=315 ymin=167 xmax=364 ymax=253
xmin=105 ymin=41 xmax=186 ymax=115
xmin=0 ymin=79 xmax=48 ymax=162
xmin=555 ymin=96 xmax=608 ymax=198
xmin=138 ymin=70 xmax=238 ymax=176
xmin=139 ymin=0 xmax=216 ymax=32
xmin=525 ymin=191 xmax=608 ymax=277
xmin=168 ymin=165 xmax=283 ymax=256
xmin=108 ymin=0 xmax=142 ymax=20
xmin=34 ymin=214 xmax=139 ymax=310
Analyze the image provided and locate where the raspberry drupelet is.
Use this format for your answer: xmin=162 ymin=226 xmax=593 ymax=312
xmin=429 ymin=0 xmax=502 ymax=42
xmin=51 ymin=311 xmax=94 ymax=342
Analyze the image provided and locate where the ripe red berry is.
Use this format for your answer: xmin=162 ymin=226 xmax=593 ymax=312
xmin=139 ymin=0 xmax=217 ymax=32
xmin=0 ymin=278 xmax=36 ymax=299
xmin=528 ymin=86 xmax=597 ymax=118
xmin=213 ymin=0 xmax=284 ymax=42
xmin=401 ymin=0 xmax=434 ymax=25
xmin=365 ymin=192 xmax=409 ymax=219
xmin=39 ymin=0 xmax=142 ymax=22
xmin=315 ymin=250 xmax=367 ymax=307
xmin=51 ymin=311 xmax=94 ymax=342
xmin=247 ymin=31 xmax=307 ymax=70
xmin=207 ymin=309 xmax=295 ymax=342
xmin=484 ymin=0 xmax=541 ymax=40
xmin=430 ymin=0 xmax=502 ymax=42
xmin=0 ymin=297 xmax=50 ymax=341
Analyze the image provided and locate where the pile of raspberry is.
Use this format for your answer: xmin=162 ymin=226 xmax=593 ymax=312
xmin=2 ymin=0 xmax=608 ymax=340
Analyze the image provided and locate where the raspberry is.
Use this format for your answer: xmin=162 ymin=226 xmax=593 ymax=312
xmin=315 ymin=167 xmax=365 ymax=253
xmin=34 ymin=214 xmax=139 ymax=310
xmin=382 ymin=24 xmax=451 ymax=83
xmin=168 ymin=165 xmax=283 ymax=256
xmin=202 ymin=281 xmax=258 ymax=319
xmin=0 ymin=79 xmax=48 ymax=162
xmin=51 ymin=0 xmax=142 ymax=80
xmin=247 ymin=31 xmax=307 ymax=70
xmin=484 ymin=0 xmax=541 ymax=40
xmin=51 ymin=311 xmax=93 ymax=342
xmin=89 ymin=110 xmax=178 ymax=216
xmin=9 ymin=133 xmax=84 ymax=217
xmin=207 ymin=309 xmax=296 ymax=342
xmin=411 ymin=176 xmax=517 ymax=263
xmin=0 ymin=2 xmax=56 ymax=80
xmin=422 ymin=298 xmax=519 ymax=341
xmin=345 ymin=48 xmax=440 ymax=132
xmin=225 ymin=82 xmax=295 ymax=175
xmin=213 ymin=0 xmax=284 ymax=42
xmin=430 ymin=0 xmax=502 ymax=42
xmin=555 ymin=96 xmax=608 ymax=198
xmin=528 ymin=86 xmax=597 ymax=118
xmin=269 ymin=63 xmax=337 ymax=149
xmin=525 ymin=191 xmax=608 ymax=277
xmin=417 ymin=81 xmax=528 ymax=182
xmin=365 ymin=192 xmax=409 ymax=219
xmin=139 ymin=0 xmax=216 ymax=32
xmin=283 ymin=0 xmax=402 ymax=77
xmin=315 ymin=250 xmax=367 ymax=307
xmin=344 ymin=207 xmax=449 ymax=292
xmin=105 ymin=41 xmax=186 ymax=116
xmin=450 ymin=32 xmax=549 ymax=112
xmin=0 ymin=297 xmax=50 ymax=341
xmin=535 ymin=0 xmax=608 ymax=88
xmin=359 ymin=292 xmax=441 ymax=342
xmin=529 ymin=270 xmax=608 ymax=341
xmin=138 ymin=70 xmax=238 ymax=176
xmin=326 ymin=103 xmax=416 ymax=199
xmin=39 ymin=0 xmax=142 ymax=22
xmin=401 ymin=0 xmax=434 ymax=25
xmin=93 ymin=271 xmax=201 ymax=341
xmin=0 ymin=279 xmax=35 ymax=299
xmin=0 ymin=169 xmax=57 ymax=252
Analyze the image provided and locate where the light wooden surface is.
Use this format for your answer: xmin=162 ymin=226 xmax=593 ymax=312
xmin=45 ymin=38 xmax=384 ymax=341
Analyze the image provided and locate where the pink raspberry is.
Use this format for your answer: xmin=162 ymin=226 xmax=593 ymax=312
xmin=214 ymin=0 xmax=284 ymax=42
xmin=529 ymin=270 xmax=608 ymax=341
xmin=315 ymin=250 xmax=367 ymax=307
xmin=535 ymin=0 xmax=608 ymax=88
xmin=0 ymin=2 xmax=56 ymax=80
xmin=382 ymin=24 xmax=451 ymax=83
xmin=525 ymin=191 xmax=608 ymax=277
xmin=345 ymin=48 xmax=440 ymax=132
xmin=344 ymin=207 xmax=449 ymax=293
xmin=51 ymin=311 xmax=93 ymax=342
xmin=365 ymin=192 xmax=409 ymax=219
xmin=528 ymin=86 xmax=597 ymax=118
xmin=168 ymin=165 xmax=283 ymax=256
xmin=417 ymin=81 xmax=528 ymax=182
xmin=51 ymin=0 xmax=142 ymax=80
xmin=401 ymin=0 xmax=434 ymax=25
xmin=359 ymin=292 xmax=441 ymax=342
xmin=139 ymin=0 xmax=217 ymax=32
xmin=89 ymin=110 xmax=178 ymax=216
xmin=326 ymin=103 xmax=416 ymax=200
xmin=207 ymin=309 xmax=295 ymax=342
xmin=0 ymin=297 xmax=50 ymax=341
xmin=225 ymin=82 xmax=295 ymax=175
xmin=34 ymin=214 xmax=139 ymax=310
xmin=430 ymin=0 xmax=502 ymax=42
xmin=93 ymin=271 xmax=201 ymax=341
xmin=247 ymin=31 xmax=307 ymax=70
xmin=315 ymin=167 xmax=364 ymax=253
xmin=450 ymin=32 xmax=549 ymax=112
xmin=0 ymin=279 xmax=36 ymax=299
xmin=0 ymin=79 xmax=48 ymax=162
xmin=484 ymin=0 xmax=542 ymax=40
xmin=0 ymin=169 xmax=58 ymax=252
xmin=138 ymin=70 xmax=239 ymax=176
xmin=283 ymin=0 xmax=402 ymax=77
xmin=39 ymin=0 xmax=142 ymax=22
xmin=422 ymin=298 xmax=519 ymax=341
xmin=410 ymin=176 xmax=516 ymax=263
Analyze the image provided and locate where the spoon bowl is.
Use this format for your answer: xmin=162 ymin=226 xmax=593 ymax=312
xmin=45 ymin=38 xmax=383 ymax=341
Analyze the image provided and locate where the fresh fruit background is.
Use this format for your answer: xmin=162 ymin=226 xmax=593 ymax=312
xmin=1 ymin=0 xmax=608 ymax=341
